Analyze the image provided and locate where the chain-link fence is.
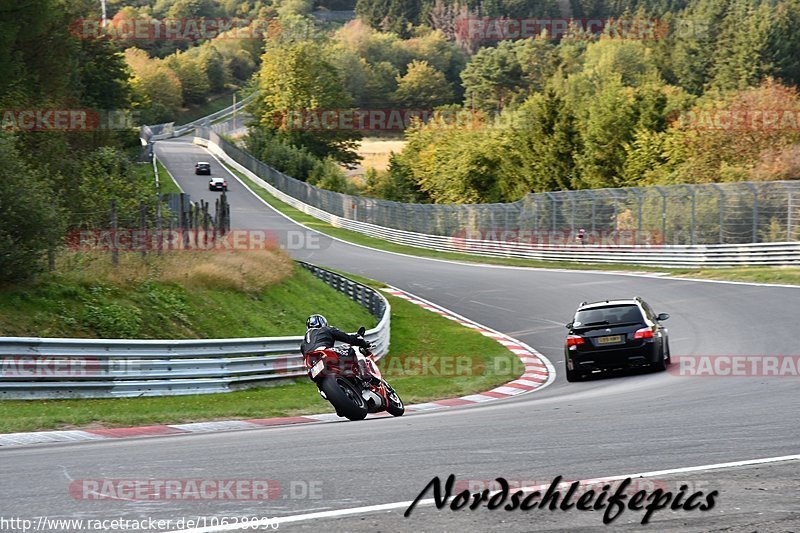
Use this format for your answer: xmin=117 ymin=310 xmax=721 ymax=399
xmin=199 ymin=128 xmax=800 ymax=245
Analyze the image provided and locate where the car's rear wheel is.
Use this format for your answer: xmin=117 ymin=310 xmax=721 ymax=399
xmin=654 ymin=347 xmax=668 ymax=372
xmin=565 ymin=361 xmax=583 ymax=382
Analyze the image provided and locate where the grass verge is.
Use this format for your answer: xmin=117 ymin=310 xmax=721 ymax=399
xmin=0 ymin=276 xmax=522 ymax=433
xmin=132 ymin=160 xmax=182 ymax=196
xmin=220 ymin=163 xmax=800 ymax=286
xmin=156 ymin=158 xmax=182 ymax=194
xmin=0 ymin=250 xmax=373 ymax=339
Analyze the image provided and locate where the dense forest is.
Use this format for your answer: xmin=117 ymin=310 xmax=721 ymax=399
xmin=246 ymin=0 xmax=800 ymax=204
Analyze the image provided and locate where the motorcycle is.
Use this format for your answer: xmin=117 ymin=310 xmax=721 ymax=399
xmin=303 ymin=327 xmax=405 ymax=421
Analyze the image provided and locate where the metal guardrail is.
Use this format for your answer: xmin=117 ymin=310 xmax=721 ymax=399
xmin=141 ymin=93 xmax=258 ymax=144
xmin=198 ymin=130 xmax=800 ymax=267
xmin=0 ymin=262 xmax=390 ymax=399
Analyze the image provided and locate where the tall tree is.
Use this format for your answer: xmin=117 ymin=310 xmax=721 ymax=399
xmin=257 ymin=33 xmax=360 ymax=164
xmin=393 ymin=60 xmax=455 ymax=107
xmin=502 ymin=90 xmax=580 ymax=195
xmin=574 ymin=75 xmax=637 ymax=188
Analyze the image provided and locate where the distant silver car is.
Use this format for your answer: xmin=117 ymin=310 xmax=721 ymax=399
xmin=195 ymin=162 xmax=211 ymax=175
xmin=209 ymin=177 xmax=227 ymax=191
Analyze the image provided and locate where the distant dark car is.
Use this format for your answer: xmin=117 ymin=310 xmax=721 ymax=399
xmin=208 ymin=176 xmax=227 ymax=191
xmin=195 ymin=162 xmax=211 ymax=175
xmin=564 ymin=297 xmax=670 ymax=382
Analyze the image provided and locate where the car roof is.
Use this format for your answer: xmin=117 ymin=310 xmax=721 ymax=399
xmin=210 ymin=176 xmax=225 ymax=181
xmin=578 ymin=299 xmax=640 ymax=310
xmin=197 ymin=161 xmax=210 ymax=165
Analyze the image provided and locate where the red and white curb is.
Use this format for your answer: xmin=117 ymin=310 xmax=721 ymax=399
xmin=0 ymin=288 xmax=554 ymax=447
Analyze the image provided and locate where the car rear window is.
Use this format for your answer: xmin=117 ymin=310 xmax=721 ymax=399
xmin=574 ymin=305 xmax=643 ymax=327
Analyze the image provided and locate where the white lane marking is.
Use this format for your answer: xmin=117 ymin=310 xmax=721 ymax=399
xmin=469 ymin=300 xmax=516 ymax=313
xmin=165 ymin=454 xmax=800 ymax=532
xmin=184 ymin=141 xmax=800 ymax=290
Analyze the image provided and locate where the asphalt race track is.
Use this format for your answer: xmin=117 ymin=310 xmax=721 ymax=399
xmin=2 ymin=138 xmax=797 ymax=533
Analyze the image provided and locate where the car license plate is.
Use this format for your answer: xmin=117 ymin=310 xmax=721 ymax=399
xmin=311 ymin=359 xmax=325 ymax=378
xmin=597 ymin=335 xmax=623 ymax=344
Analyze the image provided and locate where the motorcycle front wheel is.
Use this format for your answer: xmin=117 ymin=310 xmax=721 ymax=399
xmin=384 ymin=382 xmax=405 ymax=417
xmin=321 ymin=375 xmax=368 ymax=421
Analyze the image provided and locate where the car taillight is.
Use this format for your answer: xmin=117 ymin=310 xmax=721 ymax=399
xmin=223 ymin=181 xmax=227 ymax=186
xmin=566 ymin=335 xmax=585 ymax=347
xmin=634 ymin=327 xmax=654 ymax=339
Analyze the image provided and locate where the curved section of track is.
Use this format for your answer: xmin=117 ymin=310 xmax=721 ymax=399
xmin=2 ymin=138 xmax=795 ymax=532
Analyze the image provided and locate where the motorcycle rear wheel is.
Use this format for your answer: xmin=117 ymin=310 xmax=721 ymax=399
xmin=321 ymin=376 xmax=368 ymax=421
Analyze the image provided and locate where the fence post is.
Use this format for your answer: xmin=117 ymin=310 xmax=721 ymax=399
xmin=711 ymin=183 xmax=725 ymax=244
xmin=745 ymin=183 xmax=759 ymax=243
xmin=682 ymin=185 xmax=696 ymax=245
xmin=788 ymin=191 xmax=794 ymax=241
xmin=202 ymin=200 xmax=210 ymax=249
xmin=633 ymin=189 xmax=644 ymax=245
xmin=180 ymin=193 xmax=189 ymax=249
xmin=156 ymin=194 xmax=163 ymax=256
xmin=545 ymin=192 xmax=557 ymax=235
xmin=214 ymin=197 xmax=220 ymax=237
xmin=193 ymin=202 xmax=200 ymax=248
xmin=110 ymin=199 xmax=118 ymax=266
xmin=569 ymin=195 xmax=575 ymax=235
xmin=654 ymin=186 xmax=667 ymax=245
xmin=139 ymin=200 xmax=147 ymax=258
